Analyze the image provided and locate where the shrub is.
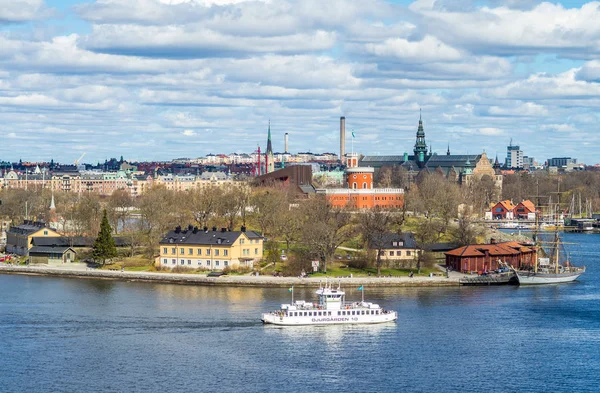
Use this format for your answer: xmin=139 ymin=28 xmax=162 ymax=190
xmin=171 ymin=266 xmax=195 ymax=273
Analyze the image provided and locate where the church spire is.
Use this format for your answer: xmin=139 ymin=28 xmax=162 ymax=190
xmin=266 ymin=119 xmax=273 ymax=155
xmin=414 ymin=110 xmax=428 ymax=166
xmin=447 ymin=143 xmax=450 ymax=156
xmin=50 ymin=192 xmax=56 ymax=210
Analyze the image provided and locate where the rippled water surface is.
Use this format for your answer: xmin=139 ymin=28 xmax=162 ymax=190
xmin=1 ymin=233 xmax=599 ymax=392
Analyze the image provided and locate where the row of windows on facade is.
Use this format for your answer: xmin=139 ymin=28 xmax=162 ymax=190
xmin=380 ymin=250 xmax=412 ymax=257
xmin=163 ymin=259 xmax=229 ymax=267
xmin=331 ymin=196 xmax=403 ymax=201
xmin=351 ymin=182 xmax=372 ymax=189
xmin=163 ymin=247 xmax=259 ymax=256
xmin=285 ymin=309 xmax=383 ymax=317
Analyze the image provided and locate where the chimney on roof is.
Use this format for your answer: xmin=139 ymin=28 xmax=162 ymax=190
xmin=212 ymin=226 xmax=217 ymax=232
xmin=192 ymin=227 xmax=198 ymax=234
xmin=241 ymin=225 xmax=246 ymax=232
xmin=490 ymin=238 xmax=497 ymax=244
xmin=221 ymin=228 xmax=226 ymax=233
xmin=203 ymin=226 xmax=208 ymax=232
xmin=175 ymin=226 xmax=181 ymax=233
xmin=188 ymin=224 xmax=193 ymax=231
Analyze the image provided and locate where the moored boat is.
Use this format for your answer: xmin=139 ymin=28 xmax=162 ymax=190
xmin=261 ymin=282 xmax=397 ymax=326
xmin=512 ymin=232 xmax=585 ymax=285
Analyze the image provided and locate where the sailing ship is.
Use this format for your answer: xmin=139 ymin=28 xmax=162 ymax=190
xmin=261 ymin=281 xmax=397 ymax=326
xmin=512 ymin=231 xmax=585 ymax=285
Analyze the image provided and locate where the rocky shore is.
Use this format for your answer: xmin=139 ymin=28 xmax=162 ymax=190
xmin=0 ymin=265 xmax=460 ymax=287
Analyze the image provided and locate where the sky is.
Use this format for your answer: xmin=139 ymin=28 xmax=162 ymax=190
xmin=0 ymin=0 xmax=599 ymax=165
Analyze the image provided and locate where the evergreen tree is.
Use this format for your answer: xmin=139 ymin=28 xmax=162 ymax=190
xmin=93 ymin=210 xmax=117 ymax=266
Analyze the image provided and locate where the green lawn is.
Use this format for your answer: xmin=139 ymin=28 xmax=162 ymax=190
xmin=309 ymin=263 xmax=439 ymax=277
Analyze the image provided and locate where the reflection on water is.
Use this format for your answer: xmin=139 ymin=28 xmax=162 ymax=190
xmin=0 ymin=231 xmax=599 ymax=392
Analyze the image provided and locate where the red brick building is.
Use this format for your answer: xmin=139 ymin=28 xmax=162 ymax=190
xmin=319 ymin=167 xmax=404 ymax=209
xmin=445 ymin=241 xmax=537 ymax=273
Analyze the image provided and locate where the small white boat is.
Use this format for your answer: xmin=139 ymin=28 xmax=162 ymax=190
xmin=261 ymin=282 xmax=397 ymax=326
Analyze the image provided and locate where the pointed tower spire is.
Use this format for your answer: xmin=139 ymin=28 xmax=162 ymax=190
xmin=447 ymin=143 xmax=450 ymax=156
xmin=266 ymin=119 xmax=273 ymax=155
xmin=414 ymin=110 xmax=428 ymax=166
xmin=50 ymin=192 xmax=56 ymax=210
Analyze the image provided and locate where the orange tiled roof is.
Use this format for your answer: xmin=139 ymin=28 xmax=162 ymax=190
xmin=445 ymin=242 xmax=535 ymax=257
xmin=497 ymin=200 xmax=515 ymax=211
xmin=518 ymin=200 xmax=535 ymax=212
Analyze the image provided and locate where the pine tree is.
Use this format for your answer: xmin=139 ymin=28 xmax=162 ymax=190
xmin=93 ymin=210 xmax=117 ymax=266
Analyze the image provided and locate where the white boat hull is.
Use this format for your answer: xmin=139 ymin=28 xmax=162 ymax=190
xmin=261 ymin=312 xmax=397 ymax=326
xmin=515 ymin=271 xmax=584 ymax=285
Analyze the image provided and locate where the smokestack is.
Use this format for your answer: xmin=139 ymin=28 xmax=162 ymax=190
xmin=340 ymin=116 xmax=346 ymax=161
xmin=284 ymin=133 xmax=289 ymax=153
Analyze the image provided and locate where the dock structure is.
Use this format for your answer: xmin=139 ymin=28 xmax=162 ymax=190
xmin=459 ymin=273 xmax=517 ymax=286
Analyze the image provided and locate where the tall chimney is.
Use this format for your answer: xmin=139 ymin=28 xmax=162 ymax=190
xmin=340 ymin=116 xmax=346 ymax=161
xmin=284 ymin=133 xmax=289 ymax=153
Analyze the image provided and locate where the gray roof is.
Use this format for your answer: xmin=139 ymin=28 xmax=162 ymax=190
xmin=31 ymin=236 xmax=129 ymax=248
xmin=369 ymin=232 xmax=417 ymax=249
xmin=29 ymin=246 xmax=75 ymax=255
xmin=423 ymin=243 xmax=461 ymax=252
xmin=159 ymin=228 xmax=262 ymax=245
xmin=7 ymin=222 xmax=49 ymax=236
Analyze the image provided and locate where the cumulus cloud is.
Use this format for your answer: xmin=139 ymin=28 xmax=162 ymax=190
xmin=410 ymin=1 xmax=600 ymax=58
xmin=0 ymin=0 xmax=600 ymax=163
xmin=356 ymin=35 xmax=463 ymax=63
xmin=0 ymin=0 xmax=54 ymax=23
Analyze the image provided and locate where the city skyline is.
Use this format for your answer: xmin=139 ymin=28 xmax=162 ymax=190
xmin=1 ymin=0 xmax=599 ymax=163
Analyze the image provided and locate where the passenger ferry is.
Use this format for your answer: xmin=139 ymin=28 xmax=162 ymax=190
xmin=261 ymin=282 xmax=397 ymax=326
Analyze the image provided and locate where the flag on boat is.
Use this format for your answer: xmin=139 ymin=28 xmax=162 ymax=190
xmin=288 ymin=287 xmax=293 ymax=292
xmin=357 ymin=285 xmax=364 ymax=291
xmin=352 ymin=130 xmax=356 ymax=138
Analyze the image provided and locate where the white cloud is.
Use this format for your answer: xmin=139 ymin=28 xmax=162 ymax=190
xmin=0 ymin=0 xmax=53 ymax=23
xmin=1 ymin=0 xmax=600 ymax=163
xmin=410 ymin=1 xmax=600 ymax=57
xmin=488 ymin=102 xmax=548 ymax=117
xmin=357 ymin=35 xmax=463 ymax=63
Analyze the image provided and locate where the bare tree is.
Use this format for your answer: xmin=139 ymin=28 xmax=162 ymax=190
xmin=250 ymin=186 xmax=289 ymax=237
xmin=359 ymin=206 xmax=394 ymax=275
xmin=278 ymin=206 xmax=305 ymax=253
xmin=300 ymin=197 xmax=354 ymax=273
xmin=189 ymin=185 xmax=222 ymax=229
xmin=138 ymin=186 xmax=179 ymax=255
xmin=107 ymin=189 xmax=133 ymax=234
xmin=452 ymin=215 xmax=484 ymax=246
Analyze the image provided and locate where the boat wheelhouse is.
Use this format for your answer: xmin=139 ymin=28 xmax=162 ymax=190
xmin=261 ymin=282 xmax=397 ymax=326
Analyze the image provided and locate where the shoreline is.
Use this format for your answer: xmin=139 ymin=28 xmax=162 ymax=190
xmin=0 ymin=265 xmax=460 ymax=287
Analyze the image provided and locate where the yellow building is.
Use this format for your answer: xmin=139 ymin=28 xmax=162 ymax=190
xmin=159 ymin=226 xmax=263 ymax=270
xmin=370 ymin=232 xmax=421 ymax=264
xmin=5 ymin=221 xmax=61 ymax=256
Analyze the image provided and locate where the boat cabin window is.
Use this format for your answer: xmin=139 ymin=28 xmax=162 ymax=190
xmin=352 ymin=311 xmax=356 ymax=316
xmin=328 ymin=311 xmax=331 ymax=316
xmin=361 ymin=311 xmax=365 ymax=315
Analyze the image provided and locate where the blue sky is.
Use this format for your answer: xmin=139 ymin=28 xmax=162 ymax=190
xmin=1 ymin=0 xmax=600 ymax=165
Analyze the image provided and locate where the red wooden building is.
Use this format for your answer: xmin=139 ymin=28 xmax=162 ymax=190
xmin=490 ymin=200 xmax=515 ymax=219
xmin=513 ymin=200 xmax=536 ymax=219
xmin=445 ymin=241 xmax=537 ymax=273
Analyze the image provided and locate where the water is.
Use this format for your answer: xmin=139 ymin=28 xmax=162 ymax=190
xmin=1 ymin=233 xmax=599 ymax=392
